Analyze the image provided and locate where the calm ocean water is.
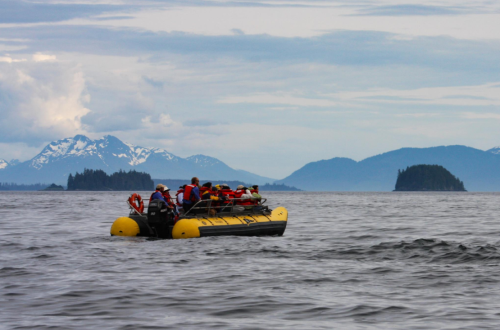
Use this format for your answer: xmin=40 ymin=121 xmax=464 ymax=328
xmin=1 ymin=191 xmax=500 ymax=329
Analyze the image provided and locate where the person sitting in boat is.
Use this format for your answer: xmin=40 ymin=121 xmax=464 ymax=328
xmin=150 ymin=184 xmax=169 ymax=203
xmin=182 ymin=177 xmax=200 ymax=212
xmin=234 ymin=185 xmax=255 ymax=210
xmin=198 ymin=182 xmax=211 ymax=197
xmin=162 ymin=187 xmax=173 ymax=204
xmin=149 ymin=184 xmax=174 ymax=212
xmin=199 ymin=182 xmax=227 ymax=215
xmin=175 ymin=185 xmax=185 ymax=211
xmin=219 ymin=184 xmax=234 ymax=198
xmin=162 ymin=186 xmax=179 ymax=215
xmin=214 ymin=185 xmax=226 ymax=199
xmin=250 ymin=185 xmax=262 ymax=202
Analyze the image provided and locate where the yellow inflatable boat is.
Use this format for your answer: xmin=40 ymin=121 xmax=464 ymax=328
xmin=110 ymin=198 xmax=288 ymax=239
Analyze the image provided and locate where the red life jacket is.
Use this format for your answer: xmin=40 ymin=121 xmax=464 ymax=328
xmin=234 ymin=189 xmax=253 ymax=206
xmin=199 ymin=186 xmax=210 ymax=197
xmin=183 ymin=184 xmax=198 ymax=203
xmin=163 ymin=191 xmax=173 ymax=206
xmin=220 ymin=189 xmax=234 ymax=205
xmin=175 ymin=189 xmax=184 ymax=206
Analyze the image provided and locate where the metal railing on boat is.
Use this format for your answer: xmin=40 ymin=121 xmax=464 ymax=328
xmin=127 ymin=197 xmax=269 ymax=217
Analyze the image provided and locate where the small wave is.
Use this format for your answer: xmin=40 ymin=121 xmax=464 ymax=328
xmin=284 ymin=304 xmax=412 ymax=321
xmin=0 ymin=267 xmax=36 ymax=277
xmin=312 ymin=238 xmax=500 ymax=264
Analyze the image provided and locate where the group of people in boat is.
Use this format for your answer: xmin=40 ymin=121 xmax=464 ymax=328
xmin=150 ymin=176 xmax=262 ymax=216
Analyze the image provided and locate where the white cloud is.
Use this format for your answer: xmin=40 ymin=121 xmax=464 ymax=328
xmin=0 ymin=56 xmax=27 ymax=63
xmin=0 ymin=60 xmax=90 ymax=145
xmin=141 ymin=114 xmax=179 ymax=128
xmin=33 ymin=53 xmax=57 ymax=62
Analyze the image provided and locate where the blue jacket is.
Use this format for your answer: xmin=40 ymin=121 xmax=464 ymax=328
xmin=151 ymin=191 xmax=168 ymax=203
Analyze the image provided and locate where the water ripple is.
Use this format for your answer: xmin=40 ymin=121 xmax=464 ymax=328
xmin=1 ymin=191 xmax=500 ymax=329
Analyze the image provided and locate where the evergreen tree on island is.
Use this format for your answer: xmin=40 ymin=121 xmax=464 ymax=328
xmin=67 ymin=169 xmax=153 ymax=191
xmin=394 ymin=165 xmax=466 ymax=191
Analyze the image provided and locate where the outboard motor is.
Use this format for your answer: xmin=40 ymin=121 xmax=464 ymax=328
xmin=147 ymin=199 xmax=174 ymax=239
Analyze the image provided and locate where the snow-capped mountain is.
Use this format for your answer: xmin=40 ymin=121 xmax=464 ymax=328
xmin=186 ymin=155 xmax=223 ymax=167
xmin=29 ymin=135 xmax=179 ymax=170
xmin=0 ymin=135 xmax=275 ymax=185
xmin=0 ymin=159 xmax=9 ymax=170
xmin=487 ymin=146 xmax=500 ymax=155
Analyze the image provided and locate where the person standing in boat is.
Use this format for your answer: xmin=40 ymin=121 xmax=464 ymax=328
xmin=182 ymin=177 xmax=201 ymax=212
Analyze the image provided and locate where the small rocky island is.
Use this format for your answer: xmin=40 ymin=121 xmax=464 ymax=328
xmin=42 ymin=183 xmax=65 ymax=191
xmin=394 ymin=165 xmax=466 ymax=191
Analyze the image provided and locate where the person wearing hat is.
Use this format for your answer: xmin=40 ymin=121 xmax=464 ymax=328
xmin=162 ymin=185 xmax=175 ymax=207
xmin=236 ymin=185 xmax=252 ymax=196
xmin=150 ymin=183 xmax=170 ymax=205
xmin=234 ymin=185 xmax=254 ymax=210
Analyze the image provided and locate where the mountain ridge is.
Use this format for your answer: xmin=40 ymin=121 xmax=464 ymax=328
xmin=277 ymin=145 xmax=500 ymax=191
xmin=0 ymin=135 xmax=275 ymax=185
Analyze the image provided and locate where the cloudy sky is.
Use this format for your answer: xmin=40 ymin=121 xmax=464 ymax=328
xmin=0 ymin=0 xmax=499 ymax=178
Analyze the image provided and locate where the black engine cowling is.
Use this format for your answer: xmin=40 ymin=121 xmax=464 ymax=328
xmin=147 ymin=199 xmax=174 ymax=238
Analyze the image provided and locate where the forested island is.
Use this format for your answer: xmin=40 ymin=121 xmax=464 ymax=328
xmin=394 ymin=165 xmax=466 ymax=191
xmin=42 ymin=183 xmax=64 ymax=191
xmin=67 ymin=169 xmax=153 ymax=191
